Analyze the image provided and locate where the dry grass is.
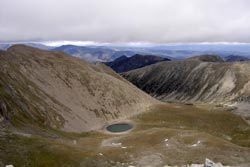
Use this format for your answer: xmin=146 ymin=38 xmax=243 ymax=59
xmin=133 ymin=104 xmax=250 ymax=147
xmin=0 ymin=103 xmax=250 ymax=167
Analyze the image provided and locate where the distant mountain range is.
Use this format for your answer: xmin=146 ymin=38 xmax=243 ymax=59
xmin=1 ymin=43 xmax=250 ymax=62
xmin=104 ymin=54 xmax=171 ymax=73
xmin=105 ymin=53 xmax=249 ymax=74
xmin=0 ymin=43 xmax=53 ymax=50
xmin=51 ymin=45 xmax=139 ymax=62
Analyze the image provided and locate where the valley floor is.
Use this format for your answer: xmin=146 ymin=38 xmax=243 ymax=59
xmin=0 ymin=103 xmax=250 ymax=167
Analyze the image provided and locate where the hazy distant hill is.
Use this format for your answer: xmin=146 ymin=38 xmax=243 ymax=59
xmin=224 ymin=55 xmax=250 ymax=62
xmin=104 ymin=54 xmax=171 ymax=73
xmin=0 ymin=43 xmax=53 ymax=50
xmin=0 ymin=44 xmax=11 ymax=50
xmin=128 ymin=43 xmax=250 ymax=58
xmin=52 ymin=45 xmax=139 ymax=62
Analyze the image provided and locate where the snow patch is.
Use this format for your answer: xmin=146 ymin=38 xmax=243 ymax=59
xmin=111 ymin=142 xmax=122 ymax=147
xmin=191 ymin=140 xmax=201 ymax=147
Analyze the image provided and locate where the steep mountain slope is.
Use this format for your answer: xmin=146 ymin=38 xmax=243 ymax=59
xmin=0 ymin=45 xmax=156 ymax=132
xmin=104 ymin=54 xmax=171 ymax=73
xmin=122 ymin=55 xmax=250 ymax=104
xmin=224 ymin=55 xmax=250 ymax=62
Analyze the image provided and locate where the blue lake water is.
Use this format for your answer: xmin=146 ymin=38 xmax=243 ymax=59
xmin=106 ymin=123 xmax=133 ymax=133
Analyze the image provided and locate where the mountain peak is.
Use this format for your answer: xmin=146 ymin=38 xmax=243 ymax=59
xmin=105 ymin=54 xmax=170 ymax=73
xmin=115 ymin=55 xmax=128 ymax=61
xmin=7 ymin=44 xmax=33 ymax=51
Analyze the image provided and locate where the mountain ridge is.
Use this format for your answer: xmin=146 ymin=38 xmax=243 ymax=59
xmin=122 ymin=55 xmax=250 ymax=105
xmin=187 ymin=54 xmax=224 ymax=62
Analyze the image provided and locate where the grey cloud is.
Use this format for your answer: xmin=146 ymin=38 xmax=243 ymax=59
xmin=0 ymin=0 xmax=250 ymax=43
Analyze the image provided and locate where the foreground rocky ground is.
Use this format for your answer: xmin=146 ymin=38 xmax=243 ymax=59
xmin=0 ymin=103 xmax=249 ymax=167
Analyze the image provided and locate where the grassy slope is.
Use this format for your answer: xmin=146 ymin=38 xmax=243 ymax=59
xmin=0 ymin=103 xmax=249 ymax=167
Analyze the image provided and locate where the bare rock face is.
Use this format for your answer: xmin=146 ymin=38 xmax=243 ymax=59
xmin=122 ymin=56 xmax=250 ymax=104
xmin=0 ymin=45 xmax=157 ymax=132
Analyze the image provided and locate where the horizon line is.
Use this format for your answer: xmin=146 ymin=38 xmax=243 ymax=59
xmin=1 ymin=40 xmax=250 ymax=47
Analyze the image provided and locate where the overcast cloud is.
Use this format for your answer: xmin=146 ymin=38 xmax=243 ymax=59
xmin=1 ymin=0 xmax=250 ymax=43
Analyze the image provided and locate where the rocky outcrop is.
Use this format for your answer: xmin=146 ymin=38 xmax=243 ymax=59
xmin=0 ymin=45 xmax=157 ymax=132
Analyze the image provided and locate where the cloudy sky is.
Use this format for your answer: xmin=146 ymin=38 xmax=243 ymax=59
xmin=1 ymin=0 xmax=250 ymax=43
